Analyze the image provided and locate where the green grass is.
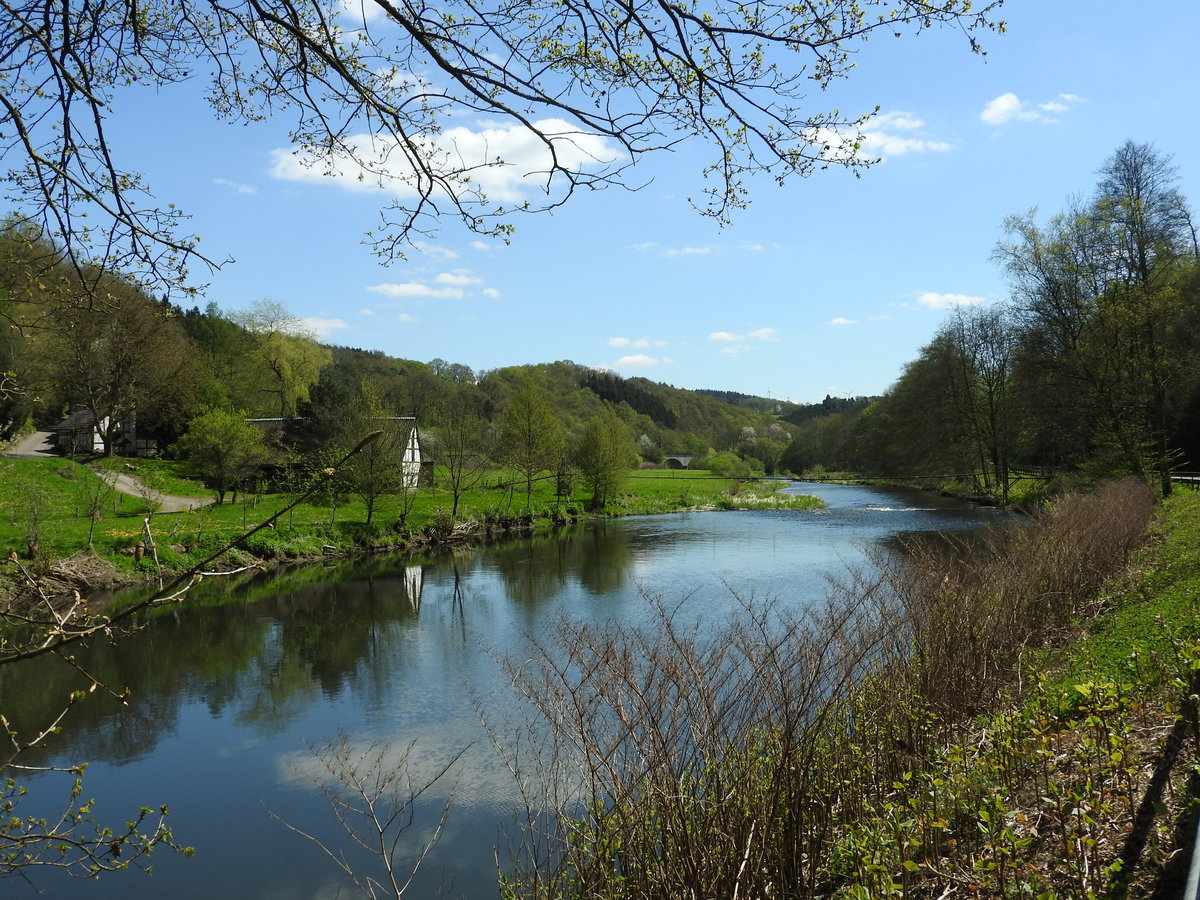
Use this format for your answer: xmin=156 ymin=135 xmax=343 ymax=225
xmin=1050 ymin=486 xmax=1200 ymax=690
xmin=0 ymin=459 xmax=823 ymax=584
xmin=0 ymin=456 xmax=156 ymax=555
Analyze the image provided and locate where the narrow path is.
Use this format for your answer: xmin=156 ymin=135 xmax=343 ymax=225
xmin=94 ymin=469 xmax=213 ymax=514
xmin=3 ymin=430 xmax=57 ymax=458
xmin=4 ymin=433 xmax=213 ymax=512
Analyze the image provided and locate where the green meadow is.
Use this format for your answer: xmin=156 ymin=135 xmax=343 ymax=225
xmin=0 ymin=456 xmax=821 ymax=585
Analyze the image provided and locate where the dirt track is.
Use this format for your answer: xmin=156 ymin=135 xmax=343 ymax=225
xmin=94 ymin=469 xmax=212 ymax=514
xmin=4 ymin=432 xmax=212 ymax=513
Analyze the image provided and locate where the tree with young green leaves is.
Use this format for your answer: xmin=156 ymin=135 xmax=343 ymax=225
xmin=996 ymin=142 xmax=1197 ymax=490
xmin=335 ymin=382 xmax=413 ymax=527
xmin=231 ymin=300 xmax=331 ymax=418
xmin=496 ymin=375 xmax=566 ymax=506
xmin=938 ymin=306 xmax=1019 ymax=502
xmin=853 ymin=336 xmax=977 ymax=480
xmin=173 ymin=407 xmax=269 ymax=504
xmin=0 ymin=0 xmax=1004 ymax=299
xmin=427 ymin=388 xmax=492 ymax=519
xmin=574 ymin=407 xmax=639 ymax=509
xmin=40 ymin=277 xmax=202 ymax=454
xmin=179 ymin=302 xmax=257 ymax=410
xmin=1093 ymin=141 xmax=1197 ymax=494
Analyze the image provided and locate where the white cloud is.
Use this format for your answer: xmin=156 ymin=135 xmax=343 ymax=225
xmin=810 ymin=110 xmax=951 ymax=162
xmin=720 ymin=344 xmax=751 ymax=357
xmin=662 ymin=245 xmax=713 ymax=258
xmin=213 ymin=177 xmax=256 ymax=195
xmin=917 ymin=292 xmax=985 ymax=310
xmin=359 ymin=308 xmax=376 ymax=316
xmin=860 ymin=111 xmax=952 ymax=156
xmin=829 ymin=317 xmax=858 ymax=326
xmin=709 ymin=329 xmax=776 ymax=343
xmin=434 ymin=270 xmax=484 ymax=287
xmin=301 ymin=316 xmax=350 ymax=338
xmin=634 ymin=241 xmax=714 ymax=258
xmin=482 ymin=287 xmax=501 ymax=299
xmin=981 ymin=92 xmax=1082 ymax=126
xmin=412 ymin=241 xmax=460 ymax=261
xmin=611 ymin=354 xmax=672 ymax=367
xmin=333 ymin=0 xmax=392 ymax=31
xmin=396 ymin=312 xmax=421 ymax=323
xmin=981 ymin=93 xmax=1031 ymax=126
xmin=367 ymin=282 xmax=466 ymax=299
xmin=609 ymin=337 xmax=668 ymax=349
xmin=269 ymin=118 xmax=620 ymax=204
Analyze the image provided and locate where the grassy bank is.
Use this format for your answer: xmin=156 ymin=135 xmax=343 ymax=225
xmin=816 ymin=483 xmax=1200 ymax=899
xmin=0 ymin=457 xmax=821 ymax=593
xmin=500 ymin=480 xmax=1200 ymax=899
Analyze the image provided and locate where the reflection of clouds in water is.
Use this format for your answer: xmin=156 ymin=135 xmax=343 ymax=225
xmin=212 ymin=735 xmax=266 ymax=758
xmin=258 ymin=875 xmax=348 ymax=900
xmin=271 ymin=725 xmax=547 ymax=896
xmin=273 ymin=724 xmax=522 ymax=814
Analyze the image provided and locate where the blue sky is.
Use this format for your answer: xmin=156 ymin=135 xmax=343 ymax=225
xmin=102 ymin=1 xmax=1200 ymax=405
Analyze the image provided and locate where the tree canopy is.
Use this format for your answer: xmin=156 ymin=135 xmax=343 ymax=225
xmin=1 ymin=0 xmax=1003 ymax=293
xmin=791 ymin=141 xmax=1200 ymax=499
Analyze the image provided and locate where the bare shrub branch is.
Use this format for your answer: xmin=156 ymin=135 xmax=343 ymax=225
xmin=495 ymin=479 xmax=1157 ymax=899
xmin=272 ymin=730 xmax=468 ymax=899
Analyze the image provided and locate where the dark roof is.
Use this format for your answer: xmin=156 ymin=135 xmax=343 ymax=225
xmin=50 ymin=407 xmax=104 ymax=432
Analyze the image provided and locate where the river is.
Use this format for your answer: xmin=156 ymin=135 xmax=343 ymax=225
xmin=1 ymin=482 xmax=1009 ymax=899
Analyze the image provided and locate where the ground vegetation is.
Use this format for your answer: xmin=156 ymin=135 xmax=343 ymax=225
xmin=497 ymin=478 xmax=1200 ymax=900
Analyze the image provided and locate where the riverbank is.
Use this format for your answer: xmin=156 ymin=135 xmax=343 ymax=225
xmin=821 ymin=483 xmax=1200 ymax=897
xmin=795 ymin=471 xmax=1049 ymax=508
xmin=3 ymin=475 xmax=1185 ymax=898
xmin=0 ymin=460 xmax=821 ymax=602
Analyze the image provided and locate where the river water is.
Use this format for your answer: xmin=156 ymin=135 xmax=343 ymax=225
xmin=1 ymin=482 xmax=1009 ymax=899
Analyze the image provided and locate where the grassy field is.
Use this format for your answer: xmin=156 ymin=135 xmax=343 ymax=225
xmin=0 ymin=455 xmax=821 ymax=585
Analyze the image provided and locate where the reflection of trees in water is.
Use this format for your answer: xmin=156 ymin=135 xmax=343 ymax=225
xmin=575 ymin=522 xmax=634 ymax=597
xmin=5 ymin=522 xmax=638 ymax=774
xmin=4 ymin=566 xmax=432 ymax=767
xmin=492 ymin=523 xmax=634 ymax=606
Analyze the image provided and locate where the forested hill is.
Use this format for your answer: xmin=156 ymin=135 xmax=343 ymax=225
xmin=0 ymin=242 xmax=797 ymax=461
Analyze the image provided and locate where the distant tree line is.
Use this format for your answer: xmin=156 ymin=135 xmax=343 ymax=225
xmin=784 ymin=141 xmax=1200 ymax=500
xmin=580 ymin=369 xmax=679 ymax=428
xmin=781 ymin=395 xmax=876 ymax=427
xmin=694 ymin=388 xmax=794 ymax=414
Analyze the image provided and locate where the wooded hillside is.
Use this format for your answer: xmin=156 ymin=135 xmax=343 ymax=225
xmin=0 ymin=234 xmax=798 ymax=475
